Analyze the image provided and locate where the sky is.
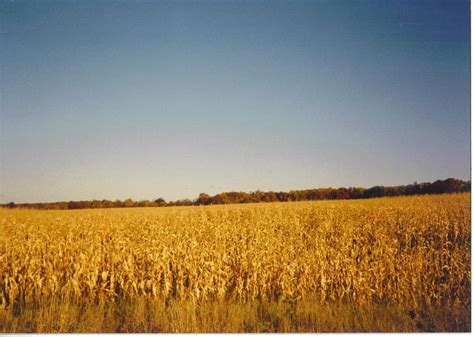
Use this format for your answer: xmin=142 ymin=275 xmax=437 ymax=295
xmin=0 ymin=0 xmax=470 ymax=203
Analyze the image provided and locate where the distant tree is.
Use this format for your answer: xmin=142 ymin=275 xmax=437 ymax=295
xmin=363 ymin=186 xmax=386 ymax=198
xmin=348 ymin=187 xmax=366 ymax=199
xmin=91 ymin=200 xmax=103 ymax=208
xmin=102 ymin=200 xmax=115 ymax=208
xmin=123 ymin=198 xmax=135 ymax=208
xmin=334 ymin=188 xmax=350 ymax=199
xmin=175 ymin=199 xmax=193 ymax=206
xmin=443 ymin=178 xmax=464 ymax=193
xmin=197 ymin=193 xmax=211 ymax=205
xmin=68 ymin=201 xmax=79 ymax=209
xmin=276 ymin=192 xmax=290 ymax=202
xmin=263 ymin=192 xmax=278 ymax=202
xmin=211 ymin=194 xmax=226 ymax=205
xmin=155 ymin=198 xmax=167 ymax=206
xmin=137 ymin=200 xmax=152 ymax=207
xmin=462 ymin=180 xmax=471 ymax=192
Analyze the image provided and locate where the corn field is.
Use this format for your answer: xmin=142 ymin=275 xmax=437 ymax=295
xmin=0 ymin=193 xmax=470 ymax=332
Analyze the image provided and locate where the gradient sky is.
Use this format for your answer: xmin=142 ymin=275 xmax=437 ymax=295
xmin=0 ymin=0 xmax=470 ymax=203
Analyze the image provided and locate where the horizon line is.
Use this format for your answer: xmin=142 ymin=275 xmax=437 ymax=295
xmin=2 ymin=177 xmax=470 ymax=206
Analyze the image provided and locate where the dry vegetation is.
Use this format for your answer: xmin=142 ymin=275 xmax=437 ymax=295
xmin=0 ymin=193 xmax=470 ymax=332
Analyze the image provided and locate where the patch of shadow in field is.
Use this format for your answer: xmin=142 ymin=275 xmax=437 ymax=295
xmin=3 ymin=297 xmax=469 ymax=333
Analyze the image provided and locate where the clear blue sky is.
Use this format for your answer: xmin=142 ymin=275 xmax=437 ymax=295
xmin=0 ymin=0 xmax=470 ymax=203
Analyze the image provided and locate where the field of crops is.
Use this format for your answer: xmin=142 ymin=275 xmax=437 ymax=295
xmin=0 ymin=193 xmax=470 ymax=332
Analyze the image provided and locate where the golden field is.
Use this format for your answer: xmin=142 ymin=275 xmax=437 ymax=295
xmin=0 ymin=193 xmax=470 ymax=332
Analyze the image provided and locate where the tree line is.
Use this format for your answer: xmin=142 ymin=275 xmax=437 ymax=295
xmin=3 ymin=178 xmax=470 ymax=210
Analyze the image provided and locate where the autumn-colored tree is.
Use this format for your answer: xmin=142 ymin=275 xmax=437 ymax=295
xmin=123 ymin=199 xmax=135 ymax=208
xmin=197 ymin=193 xmax=211 ymax=205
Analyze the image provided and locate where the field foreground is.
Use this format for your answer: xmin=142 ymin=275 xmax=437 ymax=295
xmin=0 ymin=194 xmax=471 ymax=332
